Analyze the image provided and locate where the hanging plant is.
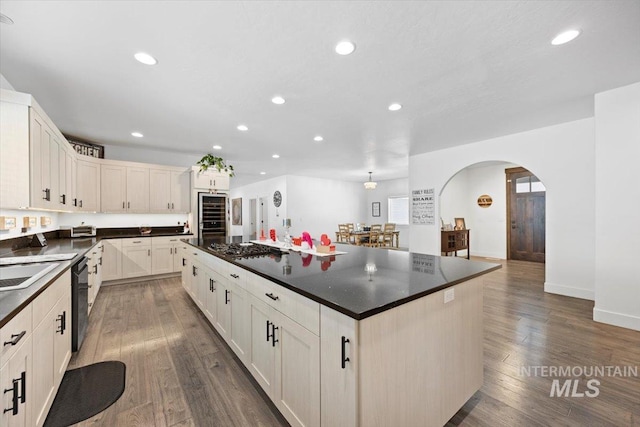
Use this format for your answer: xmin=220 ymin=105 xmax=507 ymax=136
xmin=197 ymin=154 xmax=235 ymax=177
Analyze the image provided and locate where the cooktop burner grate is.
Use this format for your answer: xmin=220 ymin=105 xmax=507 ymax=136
xmin=209 ymin=243 xmax=276 ymax=259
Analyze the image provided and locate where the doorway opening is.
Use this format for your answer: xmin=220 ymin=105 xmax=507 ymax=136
xmin=506 ymin=167 xmax=546 ymax=263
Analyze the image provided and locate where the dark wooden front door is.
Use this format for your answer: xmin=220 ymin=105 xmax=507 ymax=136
xmin=507 ymin=168 xmax=546 ymax=262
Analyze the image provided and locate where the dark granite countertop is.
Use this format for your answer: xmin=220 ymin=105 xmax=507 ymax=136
xmin=0 ymin=232 xmax=192 ymax=327
xmin=184 ymin=236 xmax=501 ymax=320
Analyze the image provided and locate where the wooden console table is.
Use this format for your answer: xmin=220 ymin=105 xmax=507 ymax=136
xmin=441 ymin=229 xmax=470 ymax=259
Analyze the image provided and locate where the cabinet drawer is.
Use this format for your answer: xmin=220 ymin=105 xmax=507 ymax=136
xmin=121 ymin=237 xmax=152 ymax=248
xmin=248 ymin=274 xmax=319 ymax=335
xmin=33 ymin=271 xmax=70 ymax=328
xmin=226 ymin=263 xmax=246 ymax=290
xmin=151 ymin=236 xmax=182 ymax=246
xmin=1 ymin=304 xmax=32 ymax=367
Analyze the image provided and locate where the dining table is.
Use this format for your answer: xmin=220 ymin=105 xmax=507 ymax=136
xmin=342 ymin=230 xmax=400 ymax=248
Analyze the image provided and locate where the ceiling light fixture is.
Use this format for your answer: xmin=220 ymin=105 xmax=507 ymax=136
xmin=335 ymin=40 xmax=356 ymax=55
xmin=134 ymin=52 xmax=158 ymax=65
xmin=272 ymin=154 xmax=280 ymax=159
xmin=237 ymin=124 xmax=248 ymax=131
xmin=314 ymin=135 xmax=324 ymax=142
xmin=131 ymin=132 xmax=143 ymax=138
xmin=551 ymin=29 xmax=581 ymax=45
xmin=260 ymin=171 xmax=266 ymax=175
xmin=388 ymin=103 xmax=402 ymax=111
xmin=272 ymin=96 xmax=286 ymax=105
xmin=364 ymin=172 xmax=377 ymax=190
xmin=0 ymin=13 xmax=14 ymax=25
xmin=212 ymin=145 xmax=222 ymax=150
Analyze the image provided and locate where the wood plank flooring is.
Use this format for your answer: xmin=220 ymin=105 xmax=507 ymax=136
xmin=68 ymin=260 xmax=640 ymax=426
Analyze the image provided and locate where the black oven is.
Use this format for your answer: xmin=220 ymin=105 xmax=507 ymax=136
xmin=71 ymin=256 xmax=89 ymax=352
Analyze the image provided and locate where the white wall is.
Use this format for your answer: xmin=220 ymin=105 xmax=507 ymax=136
xmin=364 ymin=178 xmax=409 ymax=248
xmin=58 ymin=212 xmax=188 ymax=229
xmin=229 ymin=175 xmax=288 ymax=237
xmin=287 ymin=175 xmax=367 ymax=241
xmin=0 ymin=73 xmax=15 ymax=90
xmin=100 ymin=143 xmax=199 ymax=169
xmin=0 ymin=209 xmax=59 ymax=240
xmin=410 ymin=118 xmax=596 ymax=301
xmin=594 ymin=82 xmax=640 ymax=331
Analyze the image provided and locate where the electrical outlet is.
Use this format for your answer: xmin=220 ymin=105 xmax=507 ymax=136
xmin=444 ymin=288 xmax=455 ymax=304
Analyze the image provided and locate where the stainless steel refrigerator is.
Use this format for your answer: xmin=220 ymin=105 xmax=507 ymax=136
xmin=198 ymin=192 xmax=228 ymax=240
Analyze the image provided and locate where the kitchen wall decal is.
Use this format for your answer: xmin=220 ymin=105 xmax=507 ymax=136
xmin=64 ymin=134 xmax=105 ymax=158
xmin=411 ymin=188 xmax=435 ymax=225
xmin=232 ymin=198 xmax=242 ymax=225
xmin=477 ymin=194 xmax=493 ymax=208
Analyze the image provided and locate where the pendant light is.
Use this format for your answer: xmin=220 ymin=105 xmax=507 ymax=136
xmin=364 ymin=172 xmax=377 ymax=190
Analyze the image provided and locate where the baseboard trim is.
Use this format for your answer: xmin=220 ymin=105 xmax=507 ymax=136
xmin=103 ymin=272 xmax=180 ymax=286
xmin=544 ymin=282 xmax=594 ymax=301
xmin=593 ymin=308 xmax=640 ymax=332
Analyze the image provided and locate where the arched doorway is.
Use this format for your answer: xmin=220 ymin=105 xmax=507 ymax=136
xmin=439 ymin=161 xmax=546 ymax=263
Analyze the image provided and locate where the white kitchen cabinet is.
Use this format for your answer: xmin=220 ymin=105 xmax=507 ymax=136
xmin=192 ymin=167 xmax=230 ymax=191
xmin=215 ymin=278 xmax=232 ymax=341
xmin=149 ymin=169 xmax=190 ymax=213
xmin=203 ymin=267 xmax=219 ymax=324
xmin=151 ymin=238 xmax=174 ymax=275
xmin=248 ymin=294 xmax=276 ymax=396
xmin=29 ymin=109 xmax=60 ymax=210
xmin=58 ymin=144 xmax=75 ymax=210
xmin=102 ymin=239 xmax=123 ymax=281
xmin=100 ymin=164 xmax=126 ymax=212
xmin=121 ymin=238 xmax=152 ymax=278
xmin=31 ymin=271 xmax=71 ymax=427
xmin=127 ymin=166 xmax=150 ymax=212
xmin=87 ymin=243 xmax=103 ymax=313
xmin=227 ymin=268 xmax=249 ymax=364
xmin=76 ymin=157 xmax=100 ymax=211
xmin=0 ymin=334 xmax=32 ymax=427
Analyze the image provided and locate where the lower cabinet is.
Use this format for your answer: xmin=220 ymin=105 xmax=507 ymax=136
xmin=151 ymin=236 xmax=183 ymax=275
xmin=0 ymin=334 xmax=32 ymax=427
xmin=87 ymin=242 xmax=103 ymax=314
xmin=102 ymin=239 xmax=122 ymax=281
xmin=121 ymin=238 xmax=152 ymax=278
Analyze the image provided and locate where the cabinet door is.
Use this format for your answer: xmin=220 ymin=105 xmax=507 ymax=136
xmin=274 ymin=312 xmax=320 ymax=427
xmin=172 ymin=242 xmax=182 ymax=273
xmin=30 ymin=110 xmax=58 ymax=209
xmin=229 ymin=283 xmax=249 ymax=363
xmin=76 ymin=159 xmax=100 ymax=211
xmin=151 ymin=244 xmax=174 ymax=275
xmin=126 ymin=167 xmax=150 ymax=212
xmin=58 ymin=144 xmax=67 ymax=209
xmin=170 ymin=170 xmax=190 ymax=212
xmin=100 ymin=164 xmax=126 ymax=212
xmin=53 ymin=292 xmax=71 ymax=385
xmin=149 ymin=169 xmax=171 ymax=213
xmin=215 ymin=280 xmax=232 ymax=341
xmin=1 ymin=335 xmax=32 ymax=427
xmin=202 ymin=267 xmax=218 ymax=323
xmin=102 ymin=239 xmax=122 ymax=281
xmin=122 ymin=245 xmax=152 ymax=278
xmin=70 ymin=154 xmax=78 ymax=210
xmin=178 ymin=246 xmax=189 ymax=289
xmin=32 ymin=317 xmax=54 ymax=427
xmin=248 ymin=294 xmax=275 ymax=396
xmin=65 ymin=148 xmax=75 ymax=210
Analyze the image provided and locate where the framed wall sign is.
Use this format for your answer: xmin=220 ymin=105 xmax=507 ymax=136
xmin=372 ymin=202 xmax=381 ymax=217
xmin=64 ymin=134 xmax=105 ymax=158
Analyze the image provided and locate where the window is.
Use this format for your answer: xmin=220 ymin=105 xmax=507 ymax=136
xmin=515 ymin=175 xmax=546 ymax=193
xmin=388 ymin=196 xmax=409 ymax=225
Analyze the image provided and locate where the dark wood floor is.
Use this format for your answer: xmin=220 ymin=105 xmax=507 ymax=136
xmin=69 ymin=260 xmax=640 ymax=426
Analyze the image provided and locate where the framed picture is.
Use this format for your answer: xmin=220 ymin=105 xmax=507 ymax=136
xmin=372 ymin=202 xmax=381 ymax=217
xmin=454 ymin=217 xmax=466 ymax=230
xmin=232 ymin=198 xmax=242 ymax=225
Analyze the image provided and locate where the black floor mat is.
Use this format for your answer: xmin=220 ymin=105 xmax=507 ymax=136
xmin=44 ymin=361 xmax=126 ymax=427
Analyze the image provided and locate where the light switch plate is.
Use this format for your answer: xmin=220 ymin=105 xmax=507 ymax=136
xmin=444 ymin=288 xmax=455 ymax=304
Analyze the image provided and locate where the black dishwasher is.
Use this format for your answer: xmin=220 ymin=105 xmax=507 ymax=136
xmin=71 ymin=256 xmax=89 ymax=352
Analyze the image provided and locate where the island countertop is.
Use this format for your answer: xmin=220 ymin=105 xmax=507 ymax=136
xmin=184 ymin=237 xmax=501 ymax=320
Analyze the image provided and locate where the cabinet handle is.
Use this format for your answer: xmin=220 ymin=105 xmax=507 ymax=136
xmin=209 ymin=278 xmax=216 ymax=292
xmin=225 ymin=289 xmax=230 ymax=304
xmin=192 ymin=265 xmax=197 ymax=276
xmin=73 ymin=198 xmax=78 ymax=207
xmin=60 ymin=194 xmax=66 ymax=204
xmin=99 ymin=257 xmax=102 ymax=265
xmin=56 ymin=311 xmax=66 ymax=334
xmin=271 ymin=324 xmax=279 ymax=347
xmin=3 ymin=377 xmax=19 ymax=415
xmin=3 ymin=331 xmax=26 ymax=347
xmin=230 ymin=273 xmax=240 ymax=279
xmin=182 ymin=258 xmax=186 ymax=266
xmin=148 ymin=249 xmax=151 ymax=256
xmin=210 ymin=179 xmax=212 ymax=186
xmin=167 ymin=203 xmax=170 ymax=209
xmin=18 ymin=371 xmax=26 ymax=405
xmin=79 ymin=200 xmax=83 ymax=208
xmin=94 ymin=264 xmax=98 ymax=274
xmin=265 ymin=292 xmax=279 ymax=301
xmin=133 ymin=240 xmax=142 ymax=243
xmin=89 ymin=302 xmax=93 ymax=307
xmin=341 ymin=336 xmax=350 ymax=369
xmin=266 ymin=320 xmax=272 ymax=342
xmin=101 ymin=245 xmax=104 ymax=252
xmin=171 ymin=203 xmax=174 ymax=209
xmin=123 ymin=201 xmax=125 ymax=209
xmin=128 ymin=201 xmax=130 ymax=209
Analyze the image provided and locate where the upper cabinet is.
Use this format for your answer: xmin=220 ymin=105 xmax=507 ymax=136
xmin=100 ymin=163 xmax=150 ymax=213
xmin=150 ymin=169 xmax=190 ymax=213
xmin=192 ymin=166 xmax=230 ymax=192
xmin=76 ymin=157 xmax=100 ymax=212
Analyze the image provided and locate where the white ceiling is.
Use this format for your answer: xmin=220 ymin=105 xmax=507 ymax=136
xmin=1 ymin=1 xmax=639 ymax=187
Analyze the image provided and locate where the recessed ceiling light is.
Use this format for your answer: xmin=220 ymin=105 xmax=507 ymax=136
xmin=134 ymin=52 xmax=158 ymax=65
xmin=0 ymin=13 xmax=14 ymax=25
xmin=212 ymin=145 xmax=222 ymax=150
xmin=237 ymin=124 xmax=249 ymax=131
xmin=272 ymin=154 xmax=280 ymax=159
xmin=314 ymin=136 xmax=324 ymax=142
xmin=388 ymin=103 xmax=402 ymax=111
xmin=131 ymin=132 xmax=143 ymax=138
xmin=335 ymin=40 xmax=356 ymax=55
xmin=551 ymin=29 xmax=581 ymax=45
xmin=272 ymin=96 xmax=286 ymax=105
xmin=260 ymin=171 xmax=266 ymax=175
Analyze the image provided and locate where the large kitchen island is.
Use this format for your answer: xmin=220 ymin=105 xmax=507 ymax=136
xmin=180 ymin=237 xmax=500 ymax=427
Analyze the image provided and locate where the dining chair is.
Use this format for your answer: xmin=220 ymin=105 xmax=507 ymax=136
xmin=338 ymin=224 xmax=350 ymax=243
xmin=366 ymin=229 xmax=380 ymax=248
xmin=381 ymin=223 xmax=396 ymax=247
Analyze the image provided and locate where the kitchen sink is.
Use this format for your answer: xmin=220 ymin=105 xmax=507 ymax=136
xmin=0 ymin=263 xmax=59 ymax=291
